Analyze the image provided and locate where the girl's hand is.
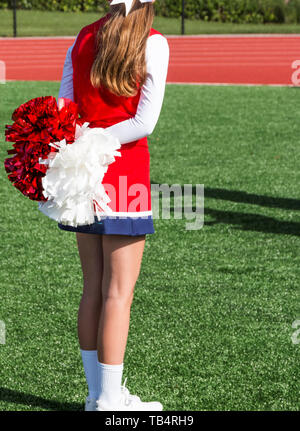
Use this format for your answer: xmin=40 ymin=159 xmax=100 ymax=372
xmin=58 ymin=97 xmax=74 ymax=111
xmin=58 ymin=97 xmax=66 ymax=111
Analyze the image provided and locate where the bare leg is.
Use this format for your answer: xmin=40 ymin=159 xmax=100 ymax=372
xmin=76 ymin=232 xmax=103 ymax=350
xmin=98 ymin=234 xmax=146 ymax=364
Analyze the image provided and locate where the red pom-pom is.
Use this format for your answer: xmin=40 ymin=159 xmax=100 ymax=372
xmin=4 ymin=96 xmax=78 ymax=201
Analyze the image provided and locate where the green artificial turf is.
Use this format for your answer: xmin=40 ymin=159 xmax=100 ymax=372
xmin=0 ymin=81 xmax=300 ymax=411
xmin=1 ymin=9 xmax=300 ymax=36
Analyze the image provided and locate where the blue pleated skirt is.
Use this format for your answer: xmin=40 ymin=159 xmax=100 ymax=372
xmin=57 ymin=215 xmax=155 ymax=236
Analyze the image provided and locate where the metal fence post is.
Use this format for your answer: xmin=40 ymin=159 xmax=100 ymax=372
xmin=12 ymin=0 xmax=17 ymax=37
xmin=181 ymin=0 xmax=185 ymax=35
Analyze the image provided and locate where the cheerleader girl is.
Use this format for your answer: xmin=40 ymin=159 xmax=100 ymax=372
xmin=56 ymin=0 xmax=169 ymax=411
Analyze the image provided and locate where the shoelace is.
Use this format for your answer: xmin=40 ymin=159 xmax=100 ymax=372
xmin=121 ymin=377 xmax=132 ymax=406
xmin=121 ymin=377 xmax=141 ymax=406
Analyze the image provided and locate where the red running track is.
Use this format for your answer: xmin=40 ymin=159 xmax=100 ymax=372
xmin=0 ymin=35 xmax=300 ymax=85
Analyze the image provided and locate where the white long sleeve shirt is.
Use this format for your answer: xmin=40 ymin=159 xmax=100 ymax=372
xmin=58 ymin=33 xmax=170 ymax=145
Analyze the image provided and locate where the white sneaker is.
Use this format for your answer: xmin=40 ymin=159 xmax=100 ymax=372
xmin=85 ymin=396 xmax=98 ymax=411
xmin=96 ymin=377 xmax=163 ymax=411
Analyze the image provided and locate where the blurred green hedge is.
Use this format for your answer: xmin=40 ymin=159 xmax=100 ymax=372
xmin=1 ymin=0 xmax=300 ymax=24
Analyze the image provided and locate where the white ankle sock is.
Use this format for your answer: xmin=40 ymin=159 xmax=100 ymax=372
xmin=80 ymin=349 xmax=99 ymax=400
xmin=97 ymin=361 xmax=124 ymax=405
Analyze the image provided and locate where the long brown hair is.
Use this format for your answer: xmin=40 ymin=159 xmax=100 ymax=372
xmin=90 ymin=1 xmax=155 ymax=98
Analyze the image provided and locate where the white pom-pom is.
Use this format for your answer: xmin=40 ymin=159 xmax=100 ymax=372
xmin=38 ymin=123 xmax=121 ymax=227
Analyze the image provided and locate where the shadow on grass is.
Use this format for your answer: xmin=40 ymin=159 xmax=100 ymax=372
xmin=203 ymin=187 xmax=300 ymax=234
xmin=203 ymin=187 xmax=300 ymax=211
xmin=203 ymin=207 xmax=300 ymax=236
xmin=0 ymin=387 xmax=83 ymax=411
xmin=169 ymin=206 xmax=300 ymax=236
xmin=151 ymin=183 xmax=300 ymax=236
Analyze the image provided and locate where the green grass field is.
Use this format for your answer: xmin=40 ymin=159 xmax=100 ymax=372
xmin=0 ymin=81 xmax=300 ymax=411
xmin=1 ymin=9 xmax=300 ymax=36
